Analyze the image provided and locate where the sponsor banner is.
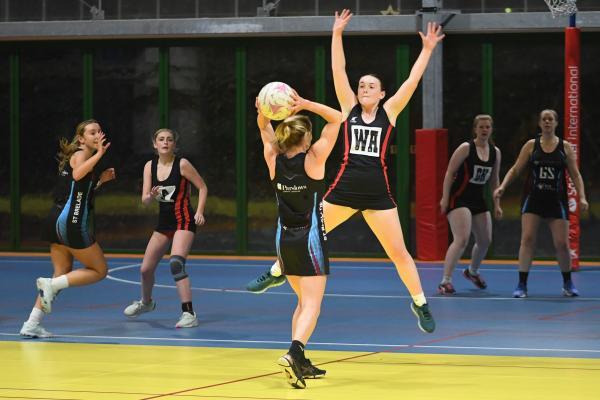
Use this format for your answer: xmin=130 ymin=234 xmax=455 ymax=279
xmin=564 ymin=27 xmax=580 ymax=269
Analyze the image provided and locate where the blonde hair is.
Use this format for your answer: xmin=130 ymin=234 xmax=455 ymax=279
xmin=274 ymin=115 xmax=312 ymax=153
xmin=539 ymin=109 xmax=559 ymax=122
xmin=153 ymin=128 xmax=179 ymax=143
xmin=152 ymin=128 xmax=179 ymax=153
xmin=472 ymin=114 xmax=494 ymax=145
xmin=472 ymin=114 xmax=493 ymax=129
xmin=57 ymin=119 xmax=98 ymax=172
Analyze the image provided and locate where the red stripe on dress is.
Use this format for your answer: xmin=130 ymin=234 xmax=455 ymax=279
xmin=182 ymin=181 xmax=191 ymax=231
xmin=324 ymin=120 xmax=350 ymax=200
xmin=380 ymin=124 xmax=398 ymax=208
xmin=175 ymin=177 xmax=186 ymax=230
xmin=449 ymin=162 xmax=470 ymax=209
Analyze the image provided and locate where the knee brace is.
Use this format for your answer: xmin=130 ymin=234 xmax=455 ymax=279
xmin=170 ymin=255 xmax=188 ymax=282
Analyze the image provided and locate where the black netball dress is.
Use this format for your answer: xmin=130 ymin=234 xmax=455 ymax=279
xmin=273 ymin=153 xmax=329 ymax=276
xmin=448 ymin=140 xmax=497 ymax=215
xmin=151 ymin=156 xmax=196 ymax=237
xmin=44 ymin=151 xmax=97 ymax=249
xmin=324 ymin=104 xmax=397 ymax=210
xmin=521 ymin=136 xmax=569 ymax=219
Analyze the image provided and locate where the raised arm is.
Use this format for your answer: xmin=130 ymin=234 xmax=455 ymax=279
xmin=331 ymin=9 xmax=357 ymax=120
xmin=440 ymin=143 xmax=469 ymax=214
xmin=494 ymin=140 xmax=534 ymax=200
xmin=383 ymin=22 xmax=445 ymax=123
xmin=256 ymin=97 xmax=279 ymax=179
xmin=564 ymin=141 xmax=589 ymax=212
xmin=181 ymin=158 xmax=208 ymax=225
xmin=71 ymin=132 xmax=110 ymax=181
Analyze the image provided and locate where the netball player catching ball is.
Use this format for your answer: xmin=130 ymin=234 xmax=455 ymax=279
xmin=494 ymin=109 xmax=588 ymax=298
xmin=123 ymin=128 xmax=207 ymax=328
xmin=20 ymin=119 xmax=115 ymax=338
xmin=438 ymin=114 xmax=502 ymax=294
xmin=257 ymin=91 xmax=341 ymax=388
xmin=248 ymin=9 xmax=443 ymax=334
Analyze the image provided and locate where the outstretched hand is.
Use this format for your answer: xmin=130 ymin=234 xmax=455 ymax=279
xmin=333 ymin=9 xmax=352 ymax=34
xmin=95 ymin=131 xmax=111 ymax=156
xmin=98 ymin=168 xmax=116 ymax=185
xmin=419 ymin=21 xmax=445 ymax=51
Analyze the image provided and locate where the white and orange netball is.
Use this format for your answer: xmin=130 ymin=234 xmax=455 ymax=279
xmin=257 ymin=81 xmax=294 ymax=120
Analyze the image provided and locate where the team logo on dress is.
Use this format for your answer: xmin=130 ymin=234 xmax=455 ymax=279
xmin=277 ymin=183 xmax=307 ymax=192
xmin=469 ymin=165 xmax=492 ymax=184
xmin=157 ymin=185 xmax=176 ymax=202
xmin=350 ymin=125 xmax=382 ymax=157
xmin=350 ymin=116 xmax=358 ymax=123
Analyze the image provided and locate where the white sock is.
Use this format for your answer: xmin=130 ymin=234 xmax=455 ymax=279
xmin=270 ymin=262 xmax=282 ymax=277
xmin=469 ymin=266 xmax=479 ymax=275
xmin=27 ymin=307 xmax=44 ymax=324
xmin=412 ymin=293 xmax=427 ymax=307
xmin=51 ymin=275 xmax=69 ymax=291
xmin=441 ymin=276 xmax=452 ymax=284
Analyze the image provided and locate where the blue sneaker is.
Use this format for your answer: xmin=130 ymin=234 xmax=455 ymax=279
xmin=562 ymin=281 xmax=579 ymax=297
xmin=513 ymin=283 xmax=528 ymax=298
xmin=246 ymin=270 xmax=286 ymax=293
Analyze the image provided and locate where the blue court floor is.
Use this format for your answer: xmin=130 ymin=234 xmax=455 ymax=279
xmin=1 ymin=255 xmax=599 ymax=358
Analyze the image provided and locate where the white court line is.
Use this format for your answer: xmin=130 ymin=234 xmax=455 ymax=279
xmin=105 ymin=264 xmax=600 ymax=301
xmin=1 ymin=332 xmax=598 ymax=354
xmin=5 ymin=259 xmax=600 ymax=273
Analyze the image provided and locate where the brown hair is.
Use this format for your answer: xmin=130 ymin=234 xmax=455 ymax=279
xmin=539 ymin=109 xmax=559 ymax=122
xmin=360 ymin=73 xmax=386 ymax=92
xmin=274 ymin=115 xmax=312 ymax=153
xmin=57 ymin=119 xmax=98 ymax=172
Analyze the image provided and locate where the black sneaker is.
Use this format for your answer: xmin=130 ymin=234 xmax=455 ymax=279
xmin=301 ymin=358 xmax=326 ymax=378
xmin=277 ymin=353 xmax=306 ymax=389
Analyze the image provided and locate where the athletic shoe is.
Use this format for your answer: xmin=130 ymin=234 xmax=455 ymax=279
xmin=513 ymin=283 xmax=528 ymax=298
xmin=463 ymin=268 xmax=488 ymax=289
xmin=175 ymin=311 xmax=199 ymax=328
xmin=123 ymin=300 xmax=156 ymax=317
xmin=277 ymin=353 xmax=306 ymax=389
xmin=19 ymin=321 xmax=53 ymax=338
xmin=410 ymin=302 xmax=435 ymax=333
xmin=36 ymin=278 xmax=56 ymax=314
xmin=246 ymin=270 xmax=286 ymax=293
xmin=562 ymin=281 xmax=580 ymax=297
xmin=301 ymin=358 xmax=326 ymax=379
xmin=437 ymin=282 xmax=456 ymax=295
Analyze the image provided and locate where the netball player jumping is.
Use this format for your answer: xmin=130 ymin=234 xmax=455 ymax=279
xmin=494 ymin=109 xmax=588 ymax=298
xmin=248 ymin=9 xmax=444 ymax=334
xmin=123 ymin=128 xmax=207 ymax=328
xmin=20 ymin=119 xmax=115 ymax=338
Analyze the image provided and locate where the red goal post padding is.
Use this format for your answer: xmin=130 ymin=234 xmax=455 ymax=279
xmin=415 ymin=129 xmax=448 ymax=260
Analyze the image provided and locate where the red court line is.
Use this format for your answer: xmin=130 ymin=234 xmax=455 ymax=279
xmin=139 ymin=329 xmax=489 ymax=399
xmin=537 ymin=305 xmax=600 ymax=320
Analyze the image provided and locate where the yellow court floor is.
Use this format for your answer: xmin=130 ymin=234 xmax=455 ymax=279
xmin=1 ymin=341 xmax=599 ymax=400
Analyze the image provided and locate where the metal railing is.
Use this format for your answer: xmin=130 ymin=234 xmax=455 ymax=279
xmin=1 ymin=0 xmax=599 ymax=22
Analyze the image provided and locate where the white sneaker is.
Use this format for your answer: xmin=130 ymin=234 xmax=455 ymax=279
xmin=175 ymin=311 xmax=199 ymax=328
xmin=20 ymin=321 xmax=53 ymax=338
xmin=123 ymin=300 xmax=156 ymax=317
xmin=36 ymin=278 xmax=55 ymax=314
